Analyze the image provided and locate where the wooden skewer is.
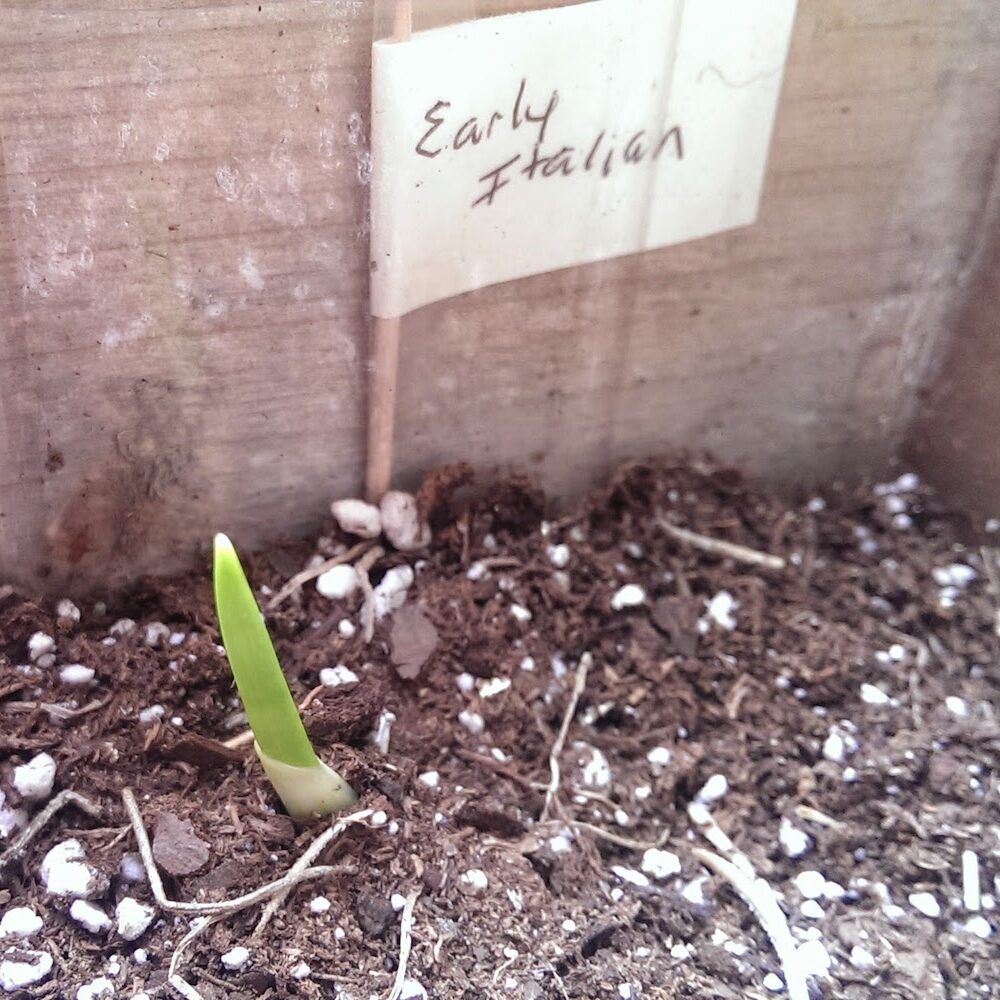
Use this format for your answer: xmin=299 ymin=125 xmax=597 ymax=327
xmin=365 ymin=0 xmax=413 ymax=503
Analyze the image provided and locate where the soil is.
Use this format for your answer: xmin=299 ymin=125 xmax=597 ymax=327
xmin=1 ymin=457 xmax=997 ymax=1000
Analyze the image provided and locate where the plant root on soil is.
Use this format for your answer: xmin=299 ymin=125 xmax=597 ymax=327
xmin=266 ymin=540 xmax=374 ymax=610
xmin=0 ymin=790 xmax=102 ymax=874
xmin=657 ymin=518 xmax=786 ymax=571
xmin=122 ymin=789 xmax=374 ymax=997
xmin=386 ymin=888 xmax=422 ymax=1000
xmin=540 ymin=652 xmax=592 ymax=822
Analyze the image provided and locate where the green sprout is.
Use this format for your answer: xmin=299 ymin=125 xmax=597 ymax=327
xmin=213 ymin=533 xmax=357 ymax=819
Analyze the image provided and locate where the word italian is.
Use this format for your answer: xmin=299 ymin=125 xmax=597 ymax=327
xmin=413 ymin=78 xmax=684 ymax=208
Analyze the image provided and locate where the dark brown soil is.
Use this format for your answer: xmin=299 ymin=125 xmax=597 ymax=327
xmin=1 ymin=458 xmax=997 ymax=1000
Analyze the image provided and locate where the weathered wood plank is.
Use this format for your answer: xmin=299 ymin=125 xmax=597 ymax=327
xmin=1 ymin=0 xmax=998 ymax=592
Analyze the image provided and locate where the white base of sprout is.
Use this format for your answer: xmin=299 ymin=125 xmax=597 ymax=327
xmin=255 ymin=744 xmax=358 ymax=820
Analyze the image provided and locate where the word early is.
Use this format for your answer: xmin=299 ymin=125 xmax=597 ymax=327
xmin=414 ymin=79 xmax=684 ymax=208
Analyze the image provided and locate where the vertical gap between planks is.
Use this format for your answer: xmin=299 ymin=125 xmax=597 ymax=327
xmin=365 ymin=0 xmax=412 ymax=503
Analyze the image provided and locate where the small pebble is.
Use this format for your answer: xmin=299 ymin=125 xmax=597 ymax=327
xmin=338 ymin=619 xmax=357 ymax=638
xmin=908 ymin=891 xmax=941 ymax=918
xmin=221 ymin=946 xmax=250 ymax=971
xmin=133 ymin=949 xmax=148 ymax=964
xmin=800 ymin=899 xmax=824 ymax=920
xmin=138 ymin=705 xmax=165 ymax=725
xmin=611 ymin=584 xmax=645 ymax=610
xmin=945 ymin=696 xmax=968 ymax=718
xmin=12 ymin=753 xmax=56 ymax=801
xmin=390 ymin=893 xmax=407 ymax=912
xmin=59 ymin=664 xmax=95 ymax=685
xmin=823 ymin=881 xmax=845 ymax=901
xmin=646 ymin=746 xmax=671 ymax=771
xmin=70 ymin=900 xmax=111 ymax=934
xmin=849 ymin=945 xmax=875 ymax=968
xmin=372 ymin=565 xmax=415 ymax=620
xmin=611 ymin=866 xmax=650 ymax=888
xmin=115 ymin=898 xmax=155 ymax=940
xmin=763 ymin=972 xmax=785 ymax=992
xmin=466 ymin=561 xmax=488 ymax=581
xmin=641 ymin=848 xmax=681 ymax=880
xmin=779 ymin=819 xmax=811 ymax=859
xmin=0 ymin=907 xmax=43 ymax=939
xmin=455 ymin=672 xmax=475 ymax=692
xmin=0 ymin=949 xmax=52 ymax=991
xmin=56 ymin=599 xmax=81 ymax=623
xmin=40 ymin=840 xmax=103 ymax=898
xmin=962 ymin=850 xmax=981 ymax=912
xmin=120 ymin=853 xmax=146 ymax=883
xmin=143 ymin=623 xmax=170 ymax=648
xmin=794 ymin=939 xmax=831 ymax=977
xmin=290 ymin=961 xmax=311 ymax=979
xmin=823 ymin=731 xmax=846 ymax=763
xmin=458 ymin=710 xmax=485 ymax=736
xmin=370 ymin=810 xmax=388 ymax=827
xmin=76 ymin=976 xmax=114 ymax=1000
xmin=794 ymin=871 xmax=827 ymax=900
xmin=669 ymin=942 xmax=691 ymax=959
xmin=860 ymin=683 xmax=891 ymax=705
xmin=964 ymin=915 xmax=992 ymax=938
xmin=519 ymin=656 xmax=535 ymax=672
xmin=704 ymin=592 xmax=737 ymax=630
xmin=399 ymin=980 xmax=428 ymax=1000
xmin=27 ymin=633 xmax=56 ymax=661
xmin=459 ymin=869 xmax=488 ymax=895
xmin=509 ymin=604 xmax=532 ymax=623
xmin=316 ymin=565 xmax=359 ymax=600
xmin=380 ymin=491 xmax=430 ymax=551
xmin=309 ymin=896 xmax=331 ymax=915
xmin=546 ymin=544 xmax=570 ymax=569
xmin=330 ymin=498 xmax=382 ymax=539
xmin=696 ymin=774 xmax=728 ymax=804
xmin=581 ymin=746 xmax=611 ymax=787
xmin=417 ymin=771 xmax=439 ymax=789
xmin=109 ymin=619 xmax=136 ymax=636
xmin=319 ymin=665 xmax=359 ymax=687
xmin=478 ymin=677 xmax=511 ymax=698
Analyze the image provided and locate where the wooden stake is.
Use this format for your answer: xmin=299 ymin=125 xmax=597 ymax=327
xmin=365 ymin=0 xmax=412 ymax=502
xmin=366 ymin=315 xmax=402 ymax=501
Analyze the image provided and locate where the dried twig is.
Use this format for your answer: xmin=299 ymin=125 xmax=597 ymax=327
xmin=454 ymin=748 xmax=540 ymax=793
xmin=0 ymin=790 xmax=101 ymax=873
xmin=540 ymin=653 xmax=591 ymax=822
xmin=693 ymin=848 xmax=808 ymax=1000
xmin=168 ymin=914 xmax=222 ymax=1000
xmin=564 ymin=819 xmax=670 ymax=852
xmin=266 ymin=540 xmax=374 ymax=610
xmin=124 ymin=789 xmax=373 ymax=999
xmin=980 ymin=546 xmax=1000 ymax=637
xmin=658 ymin=519 xmax=786 ymax=571
xmin=252 ymin=807 xmax=373 ymax=938
xmin=356 ymin=545 xmax=385 ymax=642
xmin=386 ymin=888 xmax=421 ymax=1000
xmin=1 ymin=696 xmax=113 ymax=720
xmin=794 ymin=804 xmax=844 ymax=830
xmin=122 ymin=789 xmax=368 ymax=915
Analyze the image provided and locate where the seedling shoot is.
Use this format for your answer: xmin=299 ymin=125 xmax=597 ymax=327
xmin=213 ymin=533 xmax=358 ymax=819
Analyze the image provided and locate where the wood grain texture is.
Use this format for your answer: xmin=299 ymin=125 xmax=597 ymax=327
xmin=905 ymin=153 xmax=1000 ymax=530
xmin=1 ymin=0 xmax=998 ymax=591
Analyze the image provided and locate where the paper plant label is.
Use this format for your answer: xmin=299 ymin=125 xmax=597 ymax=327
xmin=370 ymin=0 xmax=797 ymax=318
